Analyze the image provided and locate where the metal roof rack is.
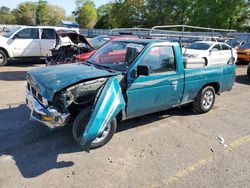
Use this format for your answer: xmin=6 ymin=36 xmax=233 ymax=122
xmin=148 ymin=25 xmax=236 ymax=41
xmin=109 ymin=28 xmax=151 ymax=37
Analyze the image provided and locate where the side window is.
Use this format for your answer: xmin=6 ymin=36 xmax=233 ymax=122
xmin=41 ymin=29 xmax=56 ymax=39
xmin=212 ymin=44 xmax=221 ymax=50
xmin=15 ymin=28 xmax=39 ymax=39
xmin=222 ymin=44 xmax=230 ymax=50
xmin=140 ymin=46 xmax=176 ymax=74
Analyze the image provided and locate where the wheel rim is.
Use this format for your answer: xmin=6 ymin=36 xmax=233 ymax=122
xmin=202 ymin=90 xmax=214 ymax=110
xmin=0 ymin=53 xmax=4 ymax=64
xmin=92 ymin=124 xmax=111 ymax=144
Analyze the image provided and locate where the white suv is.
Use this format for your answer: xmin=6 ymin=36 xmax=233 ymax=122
xmin=183 ymin=41 xmax=237 ymax=66
xmin=0 ymin=26 xmax=78 ymax=66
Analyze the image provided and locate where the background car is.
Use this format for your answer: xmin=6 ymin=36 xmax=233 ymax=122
xmin=226 ymin=39 xmax=246 ymax=50
xmin=237 ymin=42 xmax=250 ymax=63
xmin=0 ymin=26 xmax=77 ymax=66
xmin=183 ymin=41 xmax=237 ymax=66
xmin=46 ymin=34 xmax=139 ymax=65
xmin=74 ymin=35 xmax=139 ymax=62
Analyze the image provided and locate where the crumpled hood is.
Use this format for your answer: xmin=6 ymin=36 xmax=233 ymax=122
xmin=57 ymin=32 xmax=93 ymax=48
xmin=27 ymin=63 xmax=117 ymax=101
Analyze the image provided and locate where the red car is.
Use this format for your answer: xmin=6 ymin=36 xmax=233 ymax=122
xmin=75 ymin=35 xmax=139 ymax=61
xmin=46 ymin=33 xmax=138 ymax=65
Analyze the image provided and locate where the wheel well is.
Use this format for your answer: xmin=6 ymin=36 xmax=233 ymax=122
xmin=202 ymin=82 xmax=220 ymax=94
xmin=0 ymin=47 xmax=9 ymax=58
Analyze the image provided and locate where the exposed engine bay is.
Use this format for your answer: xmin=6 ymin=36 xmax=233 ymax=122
xmin=52 ymin=78 xmax=107 ymax=119
xmin=46 ymin=32 xmax=93 ymax=66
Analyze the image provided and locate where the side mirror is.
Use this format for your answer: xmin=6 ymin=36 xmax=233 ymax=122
xmin=12 ymin=34 xmax=18 ymax=40
xmin=137 ymin=65 xmax=149 ymax=76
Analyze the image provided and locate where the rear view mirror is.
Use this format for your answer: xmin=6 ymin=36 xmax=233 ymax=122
xmin=137 ymin=65 xmax=149 ymax=76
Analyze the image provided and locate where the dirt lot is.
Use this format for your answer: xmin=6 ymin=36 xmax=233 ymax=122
xmin=0 ymin=61 xmax=249 ymax=188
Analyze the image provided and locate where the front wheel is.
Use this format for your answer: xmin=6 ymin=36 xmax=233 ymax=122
xmin=72 ymin=107 xmax=117 ymax=149
xmin=193 ymin=86 xmax=215 ymax=114
xmin=0 ymin=50 xmax=8 ymax=66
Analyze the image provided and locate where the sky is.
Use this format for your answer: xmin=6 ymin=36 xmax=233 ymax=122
xmin=0 ymin=0 xmax=110 ymax=15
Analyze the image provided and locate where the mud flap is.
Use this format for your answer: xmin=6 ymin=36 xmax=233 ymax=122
xmin=80 ymin=77 xmax=125 ymax=150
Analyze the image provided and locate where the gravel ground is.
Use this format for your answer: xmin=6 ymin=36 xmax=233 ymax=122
xmin=0 ymin=61 xmax=249 ymax=188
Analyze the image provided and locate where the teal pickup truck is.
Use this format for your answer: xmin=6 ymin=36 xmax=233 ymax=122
xmin=26 ymin=39 xmax=236 ymax=150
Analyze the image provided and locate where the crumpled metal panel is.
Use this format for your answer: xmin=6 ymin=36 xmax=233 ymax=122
xmin=27 ymin=63 xmax=117 ymax=101
xmin=80 ymin=76 xmax=125 ymax=150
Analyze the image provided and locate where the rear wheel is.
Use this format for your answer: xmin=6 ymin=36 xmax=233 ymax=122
xmin=0 ymin=50 xmax=8 ymax=66
xmin=193 ymin=86 xmax=215 ymax=114
xmin=72 ymin=107 xmax=117 ymax=149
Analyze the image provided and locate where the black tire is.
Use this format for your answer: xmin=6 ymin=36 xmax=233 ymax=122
xmin=72 ymin=107 xmax=117 ymax=149
xmin=0 ymin=49 xmax=8 ymax=66
xmin=193 ymin=86 xmax=216 ymax=114
xmin=203 ymin=57 xmax=208 ymax=66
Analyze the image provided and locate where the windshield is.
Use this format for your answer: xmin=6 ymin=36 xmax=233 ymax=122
xmin=239 ymin=43 xmax=250 ymax=50
xmin=87 ymin=41 xmax=145 ymax=71
xmin=186 ymin=42 xmax=212 ymax=50
xmin=2 ymin=27 xmax=21 ymax=38
xmin=89 ymin=36 xmax=111 ymax=49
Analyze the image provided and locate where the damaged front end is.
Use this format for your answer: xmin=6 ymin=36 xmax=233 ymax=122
xmin=26 ymin=76 xmax=107 ymax=129
xmin=46 ymin=32 xmax=94 ymax=66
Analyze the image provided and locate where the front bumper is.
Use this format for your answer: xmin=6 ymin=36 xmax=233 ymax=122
xmin=26 ymin=90 xmax=70 ymax=129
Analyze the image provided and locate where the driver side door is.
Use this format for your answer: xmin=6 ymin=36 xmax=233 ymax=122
xmin=126 ymin=45 xmax=184 ymax=118
xmin=11 ymin=28 xmax=41 ymax=57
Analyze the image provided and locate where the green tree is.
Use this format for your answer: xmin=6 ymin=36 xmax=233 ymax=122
xmin=0 ymin=6 xmax=16 ymax=24
xmin=41 ymin=5 xmax=66 ymax=26
xmin=110 ymin=0 xmax=146 ymax=28
xmin=95 ymin=4 xmax=113 ymax=29
xmin=144 ymin=0 xmax=172 ymax=27
xmin=36 ymin=0 xmax=48 ymax=25
xmin=14 ymin=2 xmax=36 ymax=25
xmin=75 ymin=0 xmax=97 ymax=28
xmin=190 ymin=0 xmax=250 ymax=30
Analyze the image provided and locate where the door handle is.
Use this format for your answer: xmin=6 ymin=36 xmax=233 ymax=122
xmin=172 ymin=81 xmax=178 ymax=85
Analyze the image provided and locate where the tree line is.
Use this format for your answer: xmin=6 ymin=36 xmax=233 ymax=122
xmin=0 ymin=0 xmax=249 ymax=31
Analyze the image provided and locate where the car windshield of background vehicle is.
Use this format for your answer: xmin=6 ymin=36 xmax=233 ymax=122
xmin=89 ymin=36 xmax=111 ymax=49
xmin=239 ymin=43 xmax=250 ymax=50
xmin=186 ymin=42 xmax=212 ymax=50
xmin=88 ymin=41 xmax=145 ymax=72
xmin=2 ymin=27 xmax=21 ymax=38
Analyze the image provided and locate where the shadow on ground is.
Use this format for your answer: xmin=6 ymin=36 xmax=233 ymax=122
xmin=0 ymin=105 xmax=80 ymax=178
xmin=236 ymin=75 xmax=250 ymax=85
xmin=0 ymin=71 xmax=28 ymax=81
xmin=6 ymin=59 xmax=45 ymax=67
xmin=0 ymin=60 xmax=45 ymax=81
xmin=0 ymin=104 xmax=195 ymax=178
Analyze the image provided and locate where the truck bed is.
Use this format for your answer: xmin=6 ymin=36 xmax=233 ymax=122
xmin=181 ymin=64 xmax=235 ymax=104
